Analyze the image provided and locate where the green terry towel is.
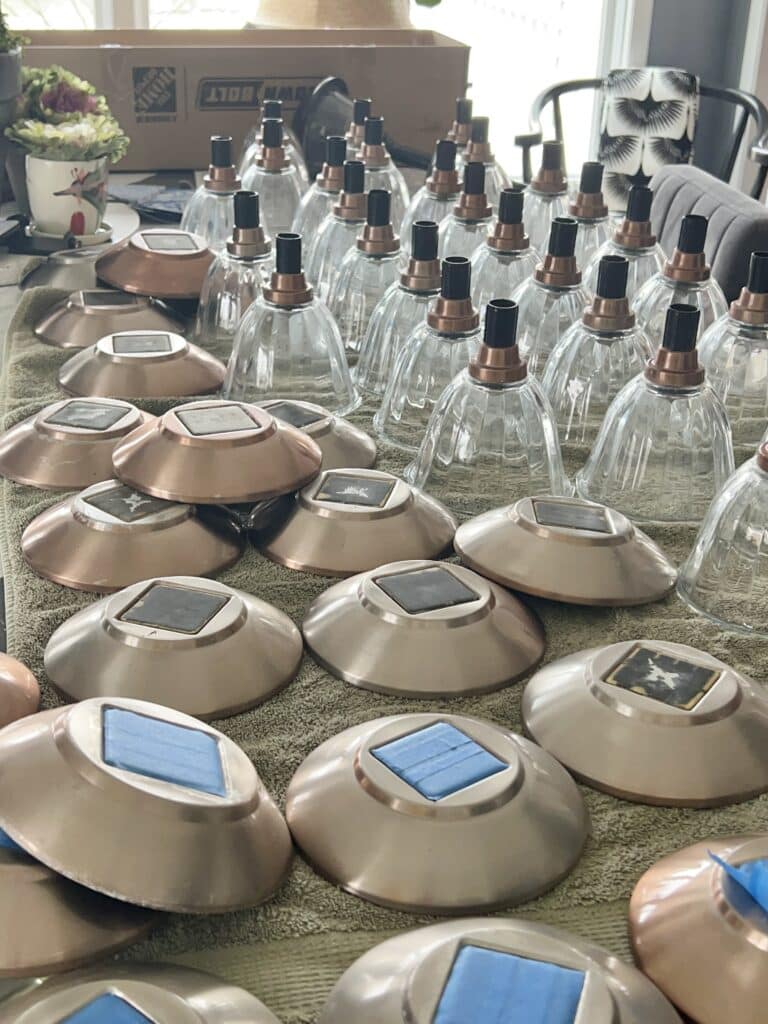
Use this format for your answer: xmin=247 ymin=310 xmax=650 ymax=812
xmin=1 ymin=288 xmax=767 ymax=1023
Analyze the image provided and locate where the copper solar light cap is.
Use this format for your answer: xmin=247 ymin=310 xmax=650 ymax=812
xmin=345 ymin=96 xmax=371 ymax=153
xmin=0 ymin=698 xmax=292 ymax=913
xmin=534 ymin=216 xmax=582 ymax=287
xmin=644 ymin=302 xmax=705 ymax=388
xmin=531 ymin=139 xmax=567 ymax=195
xmin=487 ymin=185 xmax=530 ymax=253
xmin=629 ymin=835 xmax=768 ymax=1024
xmin=452 ymin=160 xmax=492 ymax=221
xmin=523 ymin=640 xmax=768 ymax=807
xmin=568 ymin=160 xmax=609 ymax=221
xmin=0 ymin=963 xmax=283 ymax=1023
xmin=58 ymin=329 xmax=226 ymax=399
xmin=285 ymin=712 xmax=587 ymax=913
xmin=34 ymin=289 xmax=184 ymax=350
xmin=0 ymin=655 xmax=38 ymax=729
xmin=44 ymin=575 xmax=302 ymax=720
xmin=663 ymin=212 xmax=711 ymax=282
xmin=257 ymin=472 xmax=457 ymax=578
xmin=112 ymin=399 xmax=322 ymax=504
xmin=425 ymin=138 xmax=461 ymax=198
xmin=613 ymin=183 xmax=658 ymax=249
xmin=21 ymin=478 xmax=243 ymax=593
xmin=301 ymin=559 xmax=544 ymax=697
xmin=0 ymin=825 xmax=154 ymax=978
xmin=95 ymin=228 xmax=214 ymax=299
xmin=318 ymin=918 xmax=683 ymax=1024
xmin=0 ymin=398 xmax=153 ymax=491
xmin=446 ymin=95 xmax=473 ymax=147
xmin=258 ymin=399 xmax=376 ymax=469
xmin=455 ymin=495 xmax=676 ymax=606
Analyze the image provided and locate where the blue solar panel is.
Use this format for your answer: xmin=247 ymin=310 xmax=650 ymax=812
xmin=711 ymin=854 xmax=768 ymax=914
xmin=102 ymin=707 xmax=226 ymax=797
xmin=371 ymin=722 xmax=506 ymax=801
xmin=435 ymin=945 xmax=585 ymax=1024
xmin=0 ymin=828 xmax=23 ymax=854
xmin=60 ymin=992 xmax=154 ymax=1024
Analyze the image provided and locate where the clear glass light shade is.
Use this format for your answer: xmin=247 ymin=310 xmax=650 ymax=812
xmin=471 ymin=245 xmax=540 ymax=311
xmin=576 ymin=377 xmax=735 ymax=523
xmin=406 ymin=370 xmax=570 ymax=509
xmin=583 ymin=239 xmax=666 ymax=300
xmin=291 ymin=184 xmax=338 ymax=240
xmin=305 ymin=215 xmax=362 ymax=301
xmin=400 ymin=189 xmax=456 ymax=254
xmin=239 ymin=133 xmax=308 ymax=184
xmin=632 ymin=275 xmax=729 ymax=342
xmin=327 ymin=249 xmax=402 ymax=355
xmin=239 ymin=165 xmax=305 ymax=237
xmin=574 ymin=219 xmax=613 ymax=271
xmin=698 ymin=317 xmax=768 ymax=447
xmin=364 ymin=162 xmax=410 ymax=230
xmin=512 ymin=279 xmax=592 ymax=379
xmin=439 ymin=216 xmax=492 ymax=261
xmin=542 ymin=321 xmax=654 ymax=443
xmin=678 ymin=454 xmax=768 ymax=635
xmin=195 ymin=249 xmax=274 ymax=356
xmin=374 ymin=322 xmax=482 ymax=452
xmin=525 ymin=190 xmax=569 ymax=253
xmin=180 ymin=189 xmax=235 ymax=251
xmin=223 ymin=294 xmax=359 ymax=414
xmin=356 ymin=283 xmax=435 ymax=397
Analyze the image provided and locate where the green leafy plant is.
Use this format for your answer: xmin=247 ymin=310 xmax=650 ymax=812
xmin=0 ymin=4 xmax=25 ymax=53
xmin=6 ymin=113 xmax=129 ymax=162
xmin=19 ymin=65 xmax=109 ymax=123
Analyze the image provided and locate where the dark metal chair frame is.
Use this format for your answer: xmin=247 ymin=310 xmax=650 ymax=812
xmin=515 ymin=77 xmax=768 ymax=200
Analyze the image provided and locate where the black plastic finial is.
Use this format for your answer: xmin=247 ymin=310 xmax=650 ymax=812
xmin=596 ymin=255 xmax=629 ymax=299
xmin=747 ymin=251 xmax=768 ymax=294
xmin=353 ymin=98 xmax=372 ymax=125
xmin=261 ymin=118 xmax=283 ymax=148
xmin=541 ymin=140 xmax=564 ymax=170
xmin=411 ymin=220 xmax=438 ymax=262
xmin=456 ymin=97 xmax=473 ymax=124
xmin=498 ymin=187 xmax=524 ymax=225
xmin=484 ymin=299 xmax=518 ymax=349
xmin=463 ymin=161 xmax=486 ymax=196
xmin=367 ymin=189 xmax=391 ymax=227
xmin=234 ymin=190 xmax=259 ymax=229
xmin=677 ymin=214 xmax=708 ymax=254
xmin=662 ymin=303 xmax=701 ymax=352
xmin=275 ymin=232 xmax=302 ymax=275
xmin=364 ymin=115 xmax=384 ymax=146
xmin=263 ymin=99 xmax=282 ymax=119
xmin=626 ymin=185 xmax=653 ymax=222
xmin=343 ymin=159 xmax=365 ymax=194
xmin=435 ymin=139 xmax=457 ymax=171
xmin=579 ymin=161 xmax=604 ymax=194
xmin=441 ymin=256 xmax=471 ymax=300
xmin=326 ymin=135 xmax=346 ymax=166
xmin=210 ymin=135 xmax=232 ymax=168
xmin=470 ymin=116 xmax=489 ymax=144
xmin=547 ymin=216 xmax=578 ymax=258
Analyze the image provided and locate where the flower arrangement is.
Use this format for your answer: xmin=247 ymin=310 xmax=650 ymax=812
xmin=0 ymin=5 xmax=25 ymax=53
xmin=6 ymin=65 xmax=128 ymax=162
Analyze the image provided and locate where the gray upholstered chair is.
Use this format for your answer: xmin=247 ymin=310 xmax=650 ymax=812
xmin=650 ymin=163 xmax=768 ymax=302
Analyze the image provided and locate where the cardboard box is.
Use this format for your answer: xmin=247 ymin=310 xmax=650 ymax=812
xmin=25 ymin=29 xmax=470 ymax=171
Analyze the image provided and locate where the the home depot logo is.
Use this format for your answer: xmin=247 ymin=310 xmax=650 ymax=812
xmin=132 ymin=66 xmax=177 ymax=123
xmin=196 ymin=77 xmax=320 ymax=112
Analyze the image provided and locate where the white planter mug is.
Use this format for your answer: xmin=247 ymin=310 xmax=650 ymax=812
xmin=26 ymin=154 xmax=108 ymax=237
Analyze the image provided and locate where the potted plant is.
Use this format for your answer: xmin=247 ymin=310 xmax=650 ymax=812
xmin=0 ymin=5 xmax=23 ymax=127
xmin=6 ymin=67 xmax=128 ymax=236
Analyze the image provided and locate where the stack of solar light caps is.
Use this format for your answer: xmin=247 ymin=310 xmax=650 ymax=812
xmin=0 ymin=698 xmax=292 ymax=978
xmin=34 ymin=288 xmax=184 ymax=350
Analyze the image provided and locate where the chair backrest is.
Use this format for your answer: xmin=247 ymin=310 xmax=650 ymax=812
xmin=599 ymin=68 xmax=699 ymax=211
xmin=650 ymin=163 xmax=768 ymax=302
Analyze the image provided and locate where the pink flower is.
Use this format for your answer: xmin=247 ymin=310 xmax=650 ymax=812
xmin=40 ymin=82 xmax=98 ymax=116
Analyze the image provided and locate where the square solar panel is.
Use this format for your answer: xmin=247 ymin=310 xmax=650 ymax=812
xmin=603 ymin=644 xmax=721 ymax=711
xmin=45 ymin=400 xmax=128 ymax=431
xmin=59 ymin=992 xmax=154 ymax=1024
xmin=267 ymin=400 xmax=325 ymax=429
xmin=84 ymin=484 xmax=171 ymax=523
xmin=532 ymin=499 xmax=612 ymax=534
xmin=112 ymin=333 xmax=172 ymax=354
xmin=102 ymin=707 xmax=227 ymax=797
xmin=142 ymin=232 xmax=197 ymax=251
xmin=80 ymin=290 xmax=140 ymax=308
xmin=314 ymin=472 xmax=395 ymax=507
xmin=176 ymin=405 xmax=257 ymax=436
xmin=119 ymin=583 xmax=229 ymax=634
xmin=371 ymin=722 xmax=506 ymax=801
xmin=375 ymin=567 xmax=480 ymax=615
xmin=434 ymin=944 xmax=584 ymax=1024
